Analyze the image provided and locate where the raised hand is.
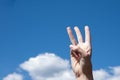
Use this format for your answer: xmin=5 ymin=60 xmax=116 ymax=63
xmin=67 ymin=26 xmax=93 ymax=80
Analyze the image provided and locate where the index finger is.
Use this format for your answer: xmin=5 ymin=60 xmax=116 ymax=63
xmin=67 ymin=27 xmax=77 ymax=45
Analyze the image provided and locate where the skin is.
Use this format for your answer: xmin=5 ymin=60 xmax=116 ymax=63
xmin=67 ymin=26 xmax=93 ymax=80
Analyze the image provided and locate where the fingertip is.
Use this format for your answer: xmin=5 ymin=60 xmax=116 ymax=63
xmin=85 ymin=25 xmax=89 ymax=30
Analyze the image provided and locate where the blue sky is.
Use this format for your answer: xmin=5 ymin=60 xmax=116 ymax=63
xmin=0 ymin=0 xmax=120 ymax=80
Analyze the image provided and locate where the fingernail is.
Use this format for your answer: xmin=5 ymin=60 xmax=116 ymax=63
xmin=85 ymin=25 xmax=89 ymax=29
xmin=67 ymin=26 xmax=71 ymax=30
xmin=74 ymin=26 xmax=78 ymax=30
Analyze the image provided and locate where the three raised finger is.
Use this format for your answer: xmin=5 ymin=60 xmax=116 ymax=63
xmin=74 ymin=26 xmax=83 ymax=43
xmin=67 ymin=27 xmax=77 ymax=45
xmin=85 ymin=26 xmax=91 ymax=43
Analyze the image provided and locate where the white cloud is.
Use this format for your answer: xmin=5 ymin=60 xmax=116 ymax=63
xmin=110 ymin=66 xmax=120 ymax=76
xmin=93 ymin=69 xmax=110 ymax=80
xmin=20 ymin=53 xmax=75 ymax=80
xmin=93 ymin=66 xmax=120 ymax=80
xmin=3 ymin=72 xmax=23 ymax=80
xmin=3 ymin=53 xmax=120 ymax=80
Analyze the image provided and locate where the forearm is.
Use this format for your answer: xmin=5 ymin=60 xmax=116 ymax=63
xmin=76 ymin=70 xmax=93 ymax=80
xmin=76 ymin=73 xmax=93 ymax=80
xmin=76 ymin=59 xmax=93 ymax=80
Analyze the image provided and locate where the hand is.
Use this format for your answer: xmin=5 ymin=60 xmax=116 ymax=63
xmin=67 ymin=26 xmax=93 ymax=80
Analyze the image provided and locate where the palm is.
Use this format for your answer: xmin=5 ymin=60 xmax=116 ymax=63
xmin=67 ymin=26 xmax=92 ymax=75
xmin=71 ymin=42 xmax=91 ymax=74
